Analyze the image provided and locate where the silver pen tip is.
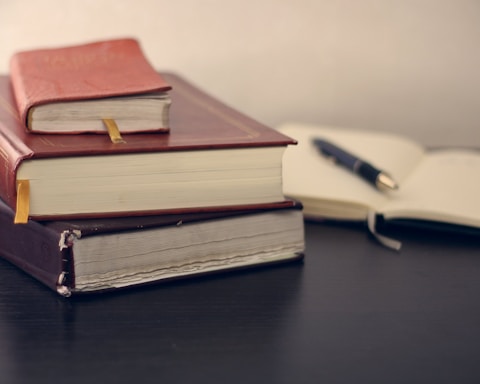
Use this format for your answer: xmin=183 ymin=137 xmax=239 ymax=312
xmin=376 ymin=173 xmax=399 ymax=191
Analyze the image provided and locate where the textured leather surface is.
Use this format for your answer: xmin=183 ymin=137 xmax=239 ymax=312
xmin=9 ymin=38 xmax=171 ymax=125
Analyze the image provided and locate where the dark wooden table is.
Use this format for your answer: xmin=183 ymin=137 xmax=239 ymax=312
xmin=1 ymin=220 xmax=479 ymax=384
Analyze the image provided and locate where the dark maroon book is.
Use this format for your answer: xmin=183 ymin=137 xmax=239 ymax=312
xmin=0 ymin=198 xmax=304 ymax=296
xmin=0 ymin=72 xmax=296 ymax=221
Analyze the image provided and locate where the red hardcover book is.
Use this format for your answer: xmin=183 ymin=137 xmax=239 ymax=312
xmin=0 ymin=198 xmax=304 ymax=296
xmin=0 ymin=72 xmax=296 ymax=222
xmin=10 ymin=38 xmax=172 ymax=133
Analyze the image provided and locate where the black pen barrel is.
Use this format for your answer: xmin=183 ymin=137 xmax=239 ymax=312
xmin=313 ymin=139 xmax=358 ymax=169
xmin=356 ymin=161 xmax=380 ymax=185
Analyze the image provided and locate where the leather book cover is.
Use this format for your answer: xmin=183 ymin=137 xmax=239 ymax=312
xmin=0 ymin=198 xmax=303 ymax=296
xmin=0 ymin=72 xmax=296 ymax=217
xmin=0 ymin=197 xmax=66 ymax=294
xmin=9 ymin=38 xmax=172 ymax=129
xmin=46 ymin=200 xmax=302 ymax=236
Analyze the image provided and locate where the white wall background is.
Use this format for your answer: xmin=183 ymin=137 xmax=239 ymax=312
xmin=1 ymin=0 xmax=479 ymax=146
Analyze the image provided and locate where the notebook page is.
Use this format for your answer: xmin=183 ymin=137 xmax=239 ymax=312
xmin=279 ymin=124 xmax=425 ymax=220
xmin=380 ymin=149 xmax=480 ymax=227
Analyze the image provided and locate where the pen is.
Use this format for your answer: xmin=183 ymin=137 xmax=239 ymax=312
xmin=312 ymin=138 xmax=399 ymax=191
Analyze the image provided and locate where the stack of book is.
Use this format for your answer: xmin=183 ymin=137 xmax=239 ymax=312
xmin=0 ymin=38 xmax=305 ymax=296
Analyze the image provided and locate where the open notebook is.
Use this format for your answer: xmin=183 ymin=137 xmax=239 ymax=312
xmin=278 ymin=123 xmax=480 ymax=249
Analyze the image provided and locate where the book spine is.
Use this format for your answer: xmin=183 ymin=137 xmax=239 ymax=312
xmin=0 ymin=200 xmax=70 ymax=295
xmin=9 ymin=54 xmax=28 ymax=125
xmin=0 ymin=90 xmax=34 ymax=211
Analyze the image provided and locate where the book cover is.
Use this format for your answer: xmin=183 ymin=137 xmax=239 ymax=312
xmin=0 ymin=198 xmax=304 ymax=296
xmin=0 ymin=72 xmax=296 ymax=221
xmin=9 ymin=38 xmax=172 ymax=133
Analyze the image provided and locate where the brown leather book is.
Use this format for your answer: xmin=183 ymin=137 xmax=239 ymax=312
xmin=10 ymin=38 xmax=172 ymax=133
xmin=0 ymin=198 xmax=304 ymax=296
xmin=0 ymin=72 xmax=296 ymax=222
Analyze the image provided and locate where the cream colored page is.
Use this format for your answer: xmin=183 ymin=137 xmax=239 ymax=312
xmin=278 ymin=123 xmax=425 ymax=218
xmin=380 ymin=149 xmax=480 ymax=227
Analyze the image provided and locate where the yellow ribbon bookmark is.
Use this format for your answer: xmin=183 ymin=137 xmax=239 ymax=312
xmin=14 ymin=180 xmax=30 ymax=224
xmin=102 ymin=118 xmax=125 ymax=144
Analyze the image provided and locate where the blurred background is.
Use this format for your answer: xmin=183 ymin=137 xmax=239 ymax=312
xmin=1 ymin=0 xmax=479 ymax=146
